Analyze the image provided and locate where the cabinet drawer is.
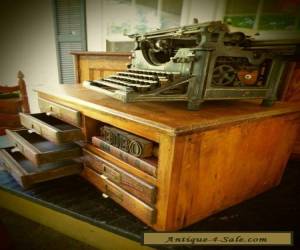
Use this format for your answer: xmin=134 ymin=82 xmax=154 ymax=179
xmin=81 ymin=166 xmax=156 ymax=225
xmin=38 ymin=98 xmax=81 ymax=127
xmin=19 ymin=113 xmax=83 ymax=144
xmin=6 ymin=129 xmax=82 ymax=165
xmin=83 ymin=149 xmax=156 ymax=205
xmin=0 ymin=148 xmax=82 ymax=189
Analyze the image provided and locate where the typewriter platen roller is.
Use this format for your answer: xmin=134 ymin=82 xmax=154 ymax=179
xmin=83 ymin=21 xmax=299 ymax=110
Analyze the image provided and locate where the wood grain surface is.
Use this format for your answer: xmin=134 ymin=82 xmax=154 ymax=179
xmin=36 ymin=84 xmax=300 ymax=138
xmin=34 ymin=83 xmax=300 ymax=231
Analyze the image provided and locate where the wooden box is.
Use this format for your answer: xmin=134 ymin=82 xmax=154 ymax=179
xmin=71 ymin=51 xmax=130 ymax=83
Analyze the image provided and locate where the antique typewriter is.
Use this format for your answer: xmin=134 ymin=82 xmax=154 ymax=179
xmin=83 ymin=21 xmax=298 ymax=110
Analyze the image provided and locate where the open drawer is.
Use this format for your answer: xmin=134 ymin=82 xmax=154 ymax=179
xmin=81 ymin=166 xmax=156 ymax=225
xmin=6 ymin=129 xmax=82 ymax=165
xmin=38 ymin=98 xmax=81 ymax=127
xmin=0 ymin=148 xmax=82 ymax=189
xmin=19 ymin=113 xmax=83 ymax=144
xmin=83 ymin=149 xmax=156 ymax=205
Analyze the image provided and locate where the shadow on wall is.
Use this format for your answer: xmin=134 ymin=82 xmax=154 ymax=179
xmin=0 ymin=0 xmax=60 ymax=112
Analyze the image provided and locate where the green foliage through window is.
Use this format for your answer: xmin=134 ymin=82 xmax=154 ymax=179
xmin=224 ymin=0 xmax=300 ymax=31
xmin=224 ymin=16 xmax=256 ymax=29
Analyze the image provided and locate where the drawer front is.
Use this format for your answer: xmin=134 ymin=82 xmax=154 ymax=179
xmin=6 ymin=129 xmax=82 ymax=166
xmin=81 ymin=166 xmax=156 ymax=225
xmin=19 ymin=113 xmax=83 ymax=144
xmin=38 ymin=98 xmax=81 ymax=127
xmin=0 ymin=148 xmax=82 ymax=189
xmin=83 ymin=149 xmax=156 ymax=205
xmin=0 ymin=149 xmax=26 ymax=186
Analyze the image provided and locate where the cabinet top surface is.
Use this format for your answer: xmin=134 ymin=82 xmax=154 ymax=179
xmin=36 ymin=84 xmax=300 ymax=136
xmin=70 ymin=51 xmax=131 ymax=56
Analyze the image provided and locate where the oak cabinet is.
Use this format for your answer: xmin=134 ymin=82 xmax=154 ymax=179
xmin=32 ymin=84 xmax=300 ymax=231
xmin=71 ymin=51 xmax=130 ymax=83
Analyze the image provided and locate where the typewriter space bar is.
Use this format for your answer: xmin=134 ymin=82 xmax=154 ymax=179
xmin=93 ymin=80 xmax=133 ymax=92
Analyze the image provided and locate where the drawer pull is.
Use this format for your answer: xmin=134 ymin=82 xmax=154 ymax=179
xmin=83 ymin=149 xmax=156 ymax=205
xmin=13 ymin=142 xmax=24 ymax=153
xmin=28 ymin=129 xmax=37 ymax=134
xmin=102 ymin=163 xmax=121 ymax=183
xmin=28 ymin=123 xmax=41 ymax=135
xmin=102 ymin=193 xmax=109 ymax=198
xmin=11 ymin=147 xmax=20 ymax=153
xmin=106 ymin=185 xmax=123 ymax=203
xmin=100 ymin=174 xmax=108 ymax=180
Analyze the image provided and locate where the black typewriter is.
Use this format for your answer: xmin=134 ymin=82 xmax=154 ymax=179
xmin=83 ymin=21 xmax=299 ymax=110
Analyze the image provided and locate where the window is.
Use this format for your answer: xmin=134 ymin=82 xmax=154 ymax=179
xmin=100 ymin=0 xmax=183 ymax=52
xmin=224 ymin=0 xmax=300 ymax=39
xmin=53 ymin=0 xmax=87 ymax=83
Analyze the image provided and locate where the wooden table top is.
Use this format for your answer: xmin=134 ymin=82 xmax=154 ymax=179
xmin=35 ymin=84 xmax=300 ymax=136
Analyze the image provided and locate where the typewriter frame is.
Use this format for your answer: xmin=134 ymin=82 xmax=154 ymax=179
xmin=83 ymin=21 xmax=298 ymax=110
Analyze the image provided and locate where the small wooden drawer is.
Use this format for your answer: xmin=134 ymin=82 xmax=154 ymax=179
xmin=83 ymin=149 xmax=156 ymax=205
xmin=0 ymin=148 xmax=82 ymax=189
xmin=19 ymin=113 xmax=83 ymax=144
xmin=6 ymin=129 xmax=82 ymax=165
xmin=81 ymin=166 xmax=156 ymax=225
xmin=38 ymin=98 xmax=81 ymax=127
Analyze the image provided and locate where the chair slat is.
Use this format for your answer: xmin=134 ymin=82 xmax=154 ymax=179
xmin=0 ymin=99 xmax=22 ymax=114
xmin=0 ymin=85 xmax=20 ymax=93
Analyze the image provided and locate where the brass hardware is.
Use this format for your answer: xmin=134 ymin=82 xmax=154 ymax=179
xmin=28 ymin=123 xmax=41 ymax=134
xmin=102 ymin=193 xmax=109 ymax=198
xmin=11 ymin=147 xmax=20 ymax=153
xmin=105 ymin=184 xmax=123 ymax=203
xmin=100 ymin=174 xmax=108 ymax=180
xmin=102 ymin=163 xmax=121 ymax=183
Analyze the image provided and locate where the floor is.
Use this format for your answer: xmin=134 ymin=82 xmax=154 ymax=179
xmin=0 ymin=208 xmax=97 ymax=250
xmin=0 ymin=159 xmax=299 ymax=250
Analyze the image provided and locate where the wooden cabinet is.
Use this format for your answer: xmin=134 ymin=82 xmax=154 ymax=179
xmin=81 ymin=166 xmax=156 ymax=225
xmin=1 ymin=92 xmax=84 ymax=188
xmin=280 ymin=61 xmax=300 ymax=158
xmin=71 ymin=52 xmax=130 ymax=83
xmin=5 ymin=129 xmax=81 ymax=166
xmin=38 ymin=98 xmax=82 ymax=127
xmin=83 ymin=149 xmax=156 ymax=205
xmin=19 ymin=113 xmax=83 ymax=144
xmin=32 ymin=84 xmax=300 ymax=231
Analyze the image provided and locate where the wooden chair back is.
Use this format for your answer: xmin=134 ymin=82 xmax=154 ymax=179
xmin=0 ymin=71 xmax=30 ymax=135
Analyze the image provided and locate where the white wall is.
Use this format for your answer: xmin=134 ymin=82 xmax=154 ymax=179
xmin=86 ymin=0 xmax=103 ymax=51
xmin=0 ymin=0 xmax=59 ymax=112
